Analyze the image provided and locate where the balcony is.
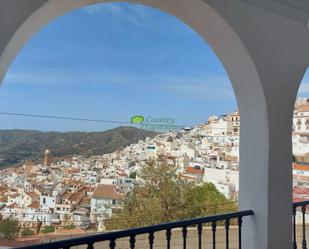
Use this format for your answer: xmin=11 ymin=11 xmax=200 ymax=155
xmin=16 ymin=210 xmax=253 ymax=249
xmin=11 ymin=200 xmax=307 ymax=249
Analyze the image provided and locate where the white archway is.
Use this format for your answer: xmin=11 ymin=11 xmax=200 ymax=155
xmin=1 ymin=1 xmax=309 ymax=248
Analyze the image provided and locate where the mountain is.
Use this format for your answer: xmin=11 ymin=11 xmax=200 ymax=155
xmin=0 ymin=126 xmax=157 ymax=168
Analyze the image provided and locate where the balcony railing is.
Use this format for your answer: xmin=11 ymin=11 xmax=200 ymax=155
xmin=12 ymin=201 xmax=309 ymax=249
xmin=293 ymin=200 xmax=309 ymax=249
xmin=15 ymin=210 xmax=254 ymax=249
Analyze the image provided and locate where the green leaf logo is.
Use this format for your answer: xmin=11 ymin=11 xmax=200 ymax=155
xmin=131 ymin=115 xmax=144 ymax=124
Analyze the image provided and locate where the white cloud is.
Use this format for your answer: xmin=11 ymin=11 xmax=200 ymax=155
xmin=4 ymin=69 xmax=234 ymax=100
xmin=83 ymin=3 xmax=123 ymax=15
xmin=82 ymin=2 xmax=193 ymax=34
xmin=4 ymin=70 xmax=73 ymax=86
xmin=153 ymin=75 xmax=234 ymax=100
xmin=83 ymin=3 xmax=148 ymax=27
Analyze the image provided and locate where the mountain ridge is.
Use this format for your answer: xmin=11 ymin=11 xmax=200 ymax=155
xmin=0 ymin=126 xmax=157 ymax=168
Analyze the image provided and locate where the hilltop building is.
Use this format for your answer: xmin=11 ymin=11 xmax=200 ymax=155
xmin=44 ymin=149 xmax=52 ymax=166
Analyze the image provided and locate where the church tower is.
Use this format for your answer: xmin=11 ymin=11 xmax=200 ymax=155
xmin=44 ymin=149 xmax=52 ymax=166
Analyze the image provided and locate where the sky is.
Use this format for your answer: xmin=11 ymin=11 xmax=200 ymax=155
xmin=0 ymin=2 xmax=308 ymax=132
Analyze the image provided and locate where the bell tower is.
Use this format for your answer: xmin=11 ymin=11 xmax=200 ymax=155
xmin=44 ymin=149 xmax=52 ymax=166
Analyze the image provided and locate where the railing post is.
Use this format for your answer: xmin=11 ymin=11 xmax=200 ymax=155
xmin=197 ymin=223 xmax=202 ymax=249
xmin=225 ymin=218 xmax=230 ymax=249
xmin=212 ymin=221 xmax=217 ymax=249
xmin=109 ymin=239 xmax=116 ymax=249
xmin=182 ymin=226 xmax=187 ymax=249
xmin=166 ymin=228 xmax=172 ymax=249
xmin=294 ymin=206 xmax=298 ymax=249
xmin=302 ymin=206 xmax=307 ymax=249
xmin=87 ymin=243 xmax=94 ymax=249
xmin=238 ymin=217 xmax=243 ymax=249
xmin=129 ymin=235 xmax=136 ymax=249
xmin=148 ymin=232 xmax=154 ymax=249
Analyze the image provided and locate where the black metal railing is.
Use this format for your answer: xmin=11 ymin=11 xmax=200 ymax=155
xmin=293 ymin=200 xmax=309 ymax=249
xmin=15 ymin=210 xmax=254 ymax=249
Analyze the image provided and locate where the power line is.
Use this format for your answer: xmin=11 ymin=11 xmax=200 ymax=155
xmin=0 ymin=112 xmax=132 ymax=125
xmin=0 ymin=111 xmax=195 ymax=129
xmin=0 ymin=111 xmax=242 ymax=132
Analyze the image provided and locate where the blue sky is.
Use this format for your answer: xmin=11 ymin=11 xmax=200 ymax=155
xmin=0 ymin=2 xmax=308 ymax=132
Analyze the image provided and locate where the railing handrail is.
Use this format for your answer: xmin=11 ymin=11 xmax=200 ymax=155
xmin=15 ymin=210 xmax=254 ymax=249
xmin=293 ymin=200 xmax=309 ymax=208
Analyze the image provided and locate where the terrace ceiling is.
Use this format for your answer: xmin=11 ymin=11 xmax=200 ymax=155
xmin=242 ymin=0 xmax=309 ymax=24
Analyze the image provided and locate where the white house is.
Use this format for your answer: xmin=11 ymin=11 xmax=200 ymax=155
xmin=90 ymin=184 xmax=122 ymax=230
xmin=203 ymin=167 xmax=239 ymax=199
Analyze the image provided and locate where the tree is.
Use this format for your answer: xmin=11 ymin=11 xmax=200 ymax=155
xmin=21 ymin=228 xmax=35 ymax=237
xmin=105 ymin=161 xmax=235 ymax=230
xmin=0 ymin=217 xmax=20 ymax=240
xmin=129 ymin=171 xmax=137 ymax=179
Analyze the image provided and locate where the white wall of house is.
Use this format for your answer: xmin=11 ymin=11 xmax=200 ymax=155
xmin=40 ymin=195 xmax=56 ymax=211
xmin=203 ymin=168 xmax=239 ymax=199
xmin=90 ymin=198 xmax=117 ymax=218
xmin=293 ymin=134 xmax=309 ymax=156
xmin=211 ymin=118 xmax=233 ymax=136
xmin=24 ymin=208 xmax=55 ymax=226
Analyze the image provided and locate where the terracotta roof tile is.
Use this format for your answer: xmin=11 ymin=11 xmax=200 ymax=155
xmin=26 ymin=191 xmax=39 ymax=198
xmin=92 ymin=184 xmax=121 ymax=200
xmin=185 ymin=167 xmax=204 ymax=175
xmin=28 ymin=201 xmax=40 ymax=209
xmin=7 ymin=202 xmax=18 ymax=208
xmin=293 ymin=163 xmax=309 ymax=171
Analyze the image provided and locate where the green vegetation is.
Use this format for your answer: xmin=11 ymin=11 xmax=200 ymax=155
xmin=41 ymin=226 xmax=55 ymax=234
xmin=21 ymin=228 xmax=35 ymax=237
xmin=105 ymin=162 xmax=236 ymax=230
xmin=129 ymin=171 xmax=137 ymax=179
xmin=64 ymin=224 xmax=76 ymax=230
xmin=0 ymin=218 xmax=20 ymax=240
xmin=0 ymin=127 xmax=157 ymax=168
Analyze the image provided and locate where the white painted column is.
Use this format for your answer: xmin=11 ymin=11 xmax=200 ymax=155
xmin=204 ymin=2 xmax=309 ymax=248
xmin=238 ymin=78 xmax=297 ymax=249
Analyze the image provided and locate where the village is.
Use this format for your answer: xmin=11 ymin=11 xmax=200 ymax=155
xmin=0 ymin=98 xmax=309 ymax=234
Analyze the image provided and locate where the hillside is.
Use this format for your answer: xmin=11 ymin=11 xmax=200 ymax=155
xmin=0 ymin=126 xmax=157 ymax=168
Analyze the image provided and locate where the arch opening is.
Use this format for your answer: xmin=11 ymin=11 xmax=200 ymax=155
xmin=0 ymin=0 xmax=245 ymax=237
xmin=0 ymin=1 xmax=278 ymax=248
